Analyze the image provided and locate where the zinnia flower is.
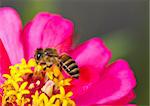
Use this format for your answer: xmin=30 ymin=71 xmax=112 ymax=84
xmin=0 ymin=7 xmax=136 ymax=106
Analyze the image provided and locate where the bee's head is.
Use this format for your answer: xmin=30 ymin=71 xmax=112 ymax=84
xmin=34 ymin=48 xmax=44 ymax=63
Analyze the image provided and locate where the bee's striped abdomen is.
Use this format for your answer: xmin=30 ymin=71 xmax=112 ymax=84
xmin=60 ymin=54 xmax=79 ymax=78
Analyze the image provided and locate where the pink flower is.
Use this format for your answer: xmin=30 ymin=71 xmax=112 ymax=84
xmin=0 ymin=7 xmax=136 ymax=105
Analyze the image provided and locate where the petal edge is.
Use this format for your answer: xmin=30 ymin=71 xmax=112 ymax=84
xmin=0 ymin=7 xmax=23 ymax=64
xmin=74 ymin=59 xmax=136 ymax=105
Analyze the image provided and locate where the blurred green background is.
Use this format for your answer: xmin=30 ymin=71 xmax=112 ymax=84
xmin=0 ymin=0 xmax=149 ymax=105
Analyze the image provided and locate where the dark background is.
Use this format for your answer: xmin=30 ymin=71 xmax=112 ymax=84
xmin=0 ymin=0 xmax=149 ymax=105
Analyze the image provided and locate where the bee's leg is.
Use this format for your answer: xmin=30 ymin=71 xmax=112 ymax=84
xmin=52 ymin=57 xmax=61 ymax=70
xmin=43 ymin=67 xmax=47 ymax=70
xmin=58 ymin=61 xmax=63 ymax=72
xmin=45 ymin=62 xmax=53 ymax=69
xmin=47 ymin=64 xmax=52 ymax=68
xmin=58 ymin=62 xmax=63 ymax=71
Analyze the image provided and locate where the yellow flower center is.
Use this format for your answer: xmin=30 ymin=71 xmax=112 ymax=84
xmin=0 ymin=58 xmax=75 ymax=106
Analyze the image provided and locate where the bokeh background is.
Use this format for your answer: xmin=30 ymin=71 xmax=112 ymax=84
xmin=0 ymin=0 xmax=149 ymax=105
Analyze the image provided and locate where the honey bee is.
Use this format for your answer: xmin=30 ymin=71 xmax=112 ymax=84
xmin=34 ymin=48 xmax=79 ymax=78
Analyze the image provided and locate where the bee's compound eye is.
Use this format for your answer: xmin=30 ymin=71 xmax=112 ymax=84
xmin=37 ymin=53 xmax=42 ymax=60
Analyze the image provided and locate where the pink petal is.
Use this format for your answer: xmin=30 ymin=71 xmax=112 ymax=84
xmin=68 ymin=38 xmax=111 ymax=97
xmin=23 ymin=12 xmax=74 ymax=60
xmin=0 ymin=7 xmax=23 ymax=64
xmin=70 ymin=37 xmax=111 ymax=70
xmin=90 ymin=104 xmax=136 ymax=106
xmin=106 ymin=91 xmax=136 ymax=105
xmin=0 ymin=39 xmax=10 ymax=84
xmin=0 ymin=96 xmax=1 ymax=105
xmin=125 ymin=104 xmax=137 ymax=106
xmin=74 ymin=59 xmax=136 ymax=105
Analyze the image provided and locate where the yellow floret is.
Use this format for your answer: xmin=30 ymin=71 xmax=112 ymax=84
xmin=49 ymin=86 xmax=75 ymax=106
xmin=32 ymin=91 xmax=49 ymax=106
xmin=1 ymin=58 xmax=33 ymax=105
xmin=0 ymin=58 xmax=76 ymax=106
xmin=46 ymin=65 xmax=72 ymax=88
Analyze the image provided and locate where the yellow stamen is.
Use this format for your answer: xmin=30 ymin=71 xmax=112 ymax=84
xmin=49 ymin=87 xmax=75 ymax=106
xmin=0 ymin=58 xmax=76 ymax=106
